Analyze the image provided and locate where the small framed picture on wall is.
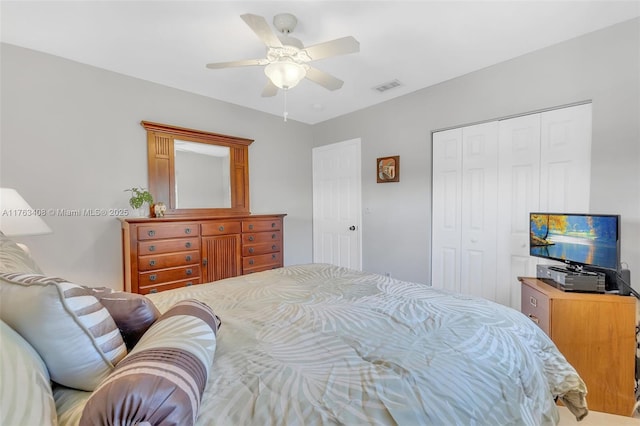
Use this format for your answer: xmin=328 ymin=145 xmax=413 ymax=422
xmin=377 ymin=156 xmax=400 ymax=183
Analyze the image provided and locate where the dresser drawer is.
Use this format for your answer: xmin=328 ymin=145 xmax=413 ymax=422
xmin=138 ymin=250 xmax=200 ymax=271
xmin=139 ymin=278 xmax=201 ymax=295
xmin=243 ymin=231 xmax=281 ymax=244
xmin=139 ymin=265 xmax=200 ymax=287
xmin=242 ymin=219 xmax=281 ymax=233
xmin=201 ymin=221 xmax=242 ymax=236
xmin=138 ymin=237 xmax=200 ymax=255
xmin=243 ymin=252 xmax=282 ymax=273
xmin=521 ymin=284 xmax=550 ymax=335
xmin=242 ymin=241 xmax=281 ymax=256
xmin=137 ymin=223 xmax=199 ymax=240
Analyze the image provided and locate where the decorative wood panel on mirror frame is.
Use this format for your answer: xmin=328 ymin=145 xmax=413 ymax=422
xmin=142 ymin=121 xmax=253 ymax=217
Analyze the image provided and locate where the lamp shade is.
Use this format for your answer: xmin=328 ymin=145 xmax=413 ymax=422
xmin=0 ymin=188 xmax=52 ymax=236
xmin=264 ymin=61 xmax=306 ymax=89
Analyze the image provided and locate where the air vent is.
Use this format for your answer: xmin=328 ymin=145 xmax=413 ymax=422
xmin=372 ymin=79 xmax=402 ymax=93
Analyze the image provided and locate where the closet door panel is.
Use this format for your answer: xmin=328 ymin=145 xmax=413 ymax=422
xmin=540 ymin=103 xmax=592 ymax=212
xmin=431 ymin=128 xmax=462 ymax=291
xmin=430 ymin=103 xmax=591 ymax=308
xmin=497 ymin=113 xmax=541 ymax=309
xmin=461 ymin=122 xmax=498 ymax=300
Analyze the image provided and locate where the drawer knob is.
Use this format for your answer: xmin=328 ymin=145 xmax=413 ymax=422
xmin=271 ymin=222 xmax=276 ymax=228
xmin=148 ymin=245 xmax=156 ymax=252
xmin=185 ymin=282 xmax=193 ymax=287
xmin=149 ymin=274 xmax=157 ymax=281
xmin=528 ymin=314 xmax=540 ymax=325
xmin=249 ymin=224 xmax=254 ymax=230
xmin=186 ymin=269 xmax=193 ymax=276
xmin=185 ymin=255 xmax=192 ymax=262
xmin=529 ymin=296 xmax=537 ymax=308
xmin=185 ymin=242 xmax=192 ymax=248
xmin=147 ymin=230 xmax=155 ymax=237
xmin=248 ymin=236 xmax=255 ymax=241
xmin=185 ymin=228 xmax=191 ymax=234
xmin=149 ymin=260 xmax=156 ymax=267
xmin=203 ymin=258 xmax=208 ymax=266
xmin=271 ymin=233 xmax=276 ymax=239
xmin=272 ymin=254 xmax=276 ymax=259
xmin=149 ymin=288 xmax=158 ymax=294
xmin=249 ymin=247 xmax=254 ymax=254
xmin=219 ymin=226 xmax=224 ymax=231
xmin=272 ymin=245 xmax=277 ymax=250
xmin=249 ymin=259 xmax=255 ymax=265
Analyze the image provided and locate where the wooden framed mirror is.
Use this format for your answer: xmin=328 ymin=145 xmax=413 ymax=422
xmin=142 ymin=121 xmax=253 ymax=217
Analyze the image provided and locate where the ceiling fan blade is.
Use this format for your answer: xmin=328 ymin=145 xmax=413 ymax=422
xmin=241 ymin=13 xmax=283 ymax=48
xmin=206 ymin=59 xmax=267 ymax=69
xmin=261 ymin=79 xmax=279 ymax=97
xmin=305 ymin=67 xmax=344 ymax=91
xmin=304 ymin=36 xmax=360 ymax=61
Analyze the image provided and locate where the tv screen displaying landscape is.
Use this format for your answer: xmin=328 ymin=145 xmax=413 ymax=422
xmin=530 ymin=213 xmax=619 ymax=270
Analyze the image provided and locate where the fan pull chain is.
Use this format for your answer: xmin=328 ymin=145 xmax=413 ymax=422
xmin=283 ymin=88 xmax=289 ymax=122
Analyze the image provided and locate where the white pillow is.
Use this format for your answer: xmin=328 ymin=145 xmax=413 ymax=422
xmin=0 ymin=320 xmax=57 ymax=426
xmin=0 ymin=273 xmax=127 ymax=391
xmin=0 ymin=231 xmax=43 ymax=274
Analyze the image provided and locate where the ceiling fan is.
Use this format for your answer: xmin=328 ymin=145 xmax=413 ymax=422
xmin=206 ymin=13 xmax=360 ymax=97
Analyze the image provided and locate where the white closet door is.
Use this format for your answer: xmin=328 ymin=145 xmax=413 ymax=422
xmin=431 ymin=103 xmax=591 ymax=306
xmin=431 ymin=128 xmax=463 ymax=291
xmin=460 ymin=122 xmax=499 ymax=300
xmin=540 ymin=103 xmax=592 ymax=212
xmin=497 ymin=114 xmax=541 ymax=309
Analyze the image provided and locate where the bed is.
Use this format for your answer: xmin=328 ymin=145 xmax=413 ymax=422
xmin=0 ymin=238 xmax=588 ymax=425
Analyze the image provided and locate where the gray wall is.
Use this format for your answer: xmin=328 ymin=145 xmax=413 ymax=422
xmin=1 ymin=43 xmax=314 ymax=289
xmin=312 ymin=18 xmax=640 ymax=287
xmin=2 ymin=18 xmax=638 ymax=291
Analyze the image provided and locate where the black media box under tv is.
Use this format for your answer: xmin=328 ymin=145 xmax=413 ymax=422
xmin=536 ymin=264 xmax=606 ymax=293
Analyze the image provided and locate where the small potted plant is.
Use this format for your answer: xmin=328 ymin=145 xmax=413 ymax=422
xmin=125 ymin=187 xmax=154 ymax=217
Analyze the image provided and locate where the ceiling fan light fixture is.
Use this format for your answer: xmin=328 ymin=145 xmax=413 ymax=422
xmin=264 ymin=61 xmax=306 ymax=89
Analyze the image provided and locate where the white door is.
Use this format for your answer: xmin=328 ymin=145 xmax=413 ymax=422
xmin=460 ymin=122 xmax=499 ymax=300
xmin=431 ymin=128 xmax=463 ymax=291
xmin=431 ymin=104 xmax=591 ymax=308
xmin=497 ymin=113 xmax=542 ymax=309
xmin=312 ymin=139 xmax=362 ymax=269
xmin=540 ymin=103 xmax=592 ymax=212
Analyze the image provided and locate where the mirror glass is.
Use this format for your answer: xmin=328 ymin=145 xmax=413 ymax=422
xmin=174 ymin=140 xmax=230 ymax=208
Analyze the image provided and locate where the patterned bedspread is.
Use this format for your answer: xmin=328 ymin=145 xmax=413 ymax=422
xmin=55 ymin=264 xmax=588 ymax=425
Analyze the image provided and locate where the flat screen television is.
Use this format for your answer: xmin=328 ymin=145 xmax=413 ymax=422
xmin=529 ymin=212 xmax=620 ymax=274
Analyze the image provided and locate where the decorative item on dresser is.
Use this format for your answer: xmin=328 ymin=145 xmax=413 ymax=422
xmin=518 ymin=277 xmax=636 ymax=416
xmin=124 ymin=187 xmax=154 ymax=217
xmin=121 ymin=214 xmax=285 ymax=294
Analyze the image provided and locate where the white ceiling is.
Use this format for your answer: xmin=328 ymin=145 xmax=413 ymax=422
xmin=2 ymin=1 xmax=639 ymax=124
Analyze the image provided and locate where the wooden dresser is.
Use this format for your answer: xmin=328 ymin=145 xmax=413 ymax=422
xmin=121 ymin=214 xmax=285 ymax=294
xmin=519 ymin=277 xmax=636 ymax=416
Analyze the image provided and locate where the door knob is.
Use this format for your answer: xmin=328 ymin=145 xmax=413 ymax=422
xmin=349 ymin=225 xmax=357 ymax=231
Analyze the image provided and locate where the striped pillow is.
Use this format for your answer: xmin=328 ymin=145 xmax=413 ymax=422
xmin=0 ymin=320 xmax=57 ymax=426
xmin=0 ymin=273 xmax=127 ymax=391
xmin=84 ymin=286 xmax=161 ymax=350
xmin=80 ymin=299 xmax=220 ymax=426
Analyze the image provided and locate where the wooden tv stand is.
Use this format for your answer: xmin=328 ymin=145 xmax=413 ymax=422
xmin=518 ymin=277 xmax=636 ymax=416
